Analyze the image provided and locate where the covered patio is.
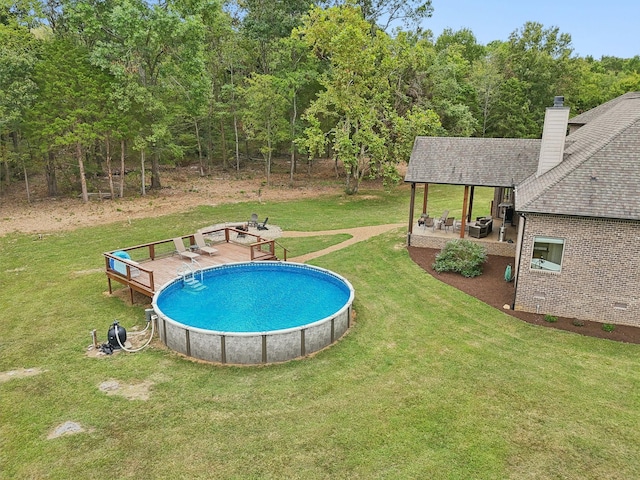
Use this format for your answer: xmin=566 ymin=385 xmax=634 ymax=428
xmin=404 ymin=136 xmax=542 ymax=256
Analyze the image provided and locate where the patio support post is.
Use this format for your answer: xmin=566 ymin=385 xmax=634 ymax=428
xmin=460 ymin=185 xmax=470 ymax=239
xmin=422 ymin=183 xmax=429 ymax=214
xmin=467 ymin=186 xmax=475 ymax=222
xmin=408 ymin=182 xmax=416 ymax=242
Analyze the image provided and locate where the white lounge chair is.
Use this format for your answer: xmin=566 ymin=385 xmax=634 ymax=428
xmin=193 ymin=232 xmax=218 ymax=256
xmin=173 ymin=238 xmax=200 ymax=261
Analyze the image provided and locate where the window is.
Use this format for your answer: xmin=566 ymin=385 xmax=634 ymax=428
xmin=530 ymin=236 xmax=565 ymax=272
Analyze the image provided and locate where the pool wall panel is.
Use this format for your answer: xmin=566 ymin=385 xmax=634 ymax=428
xmin=304 ymin=321 xmax=332 ymax=354
xmin=190 ymin=331 xmax=223 ymax=363
xmin=334 ymin=308 xmax=350 ymax=338
xmin=225 ymin=335 xmax=263 ymax=364
xmin=266 ymin=330 xmax=302 ymax=363
xmin=165 ymin=321 xmax=188 ymax=355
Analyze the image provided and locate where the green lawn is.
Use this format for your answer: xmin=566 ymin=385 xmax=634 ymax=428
xmin=1 ymin=185 xmax=639 ymax=479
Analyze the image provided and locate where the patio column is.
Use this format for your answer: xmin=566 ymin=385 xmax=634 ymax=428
xmin=460 ymin=185 xmax=470 ymax=239
xmin=408 ymin=182 xmax=416 ymax=241
xmin=422 ymin=183 xmax=429 ymax=214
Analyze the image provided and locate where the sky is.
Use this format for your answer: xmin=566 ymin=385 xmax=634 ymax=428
xmin=422 ymin=0 xmax=639 ymax=59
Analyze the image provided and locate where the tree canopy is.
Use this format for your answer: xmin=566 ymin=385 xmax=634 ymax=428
xmin=1 ymin=0 xmax=638 ymax=199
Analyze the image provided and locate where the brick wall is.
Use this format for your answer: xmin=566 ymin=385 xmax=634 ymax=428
xmin=514 ymin=214 xmax=640 ymax=327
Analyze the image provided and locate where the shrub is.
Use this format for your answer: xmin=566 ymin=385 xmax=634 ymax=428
xmin=544 ymin=314 xmax=558 ymax=323
xmin=602 ymin=323 xmax=616 ymax=332
xmin=433 ymin=239 xmax=487 ymax=278
xmin=572 ymin=319 xmax=585 ymax=327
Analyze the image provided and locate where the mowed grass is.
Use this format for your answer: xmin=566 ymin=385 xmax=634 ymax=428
xmin=1 ymin=184 xmax=639 ymax=479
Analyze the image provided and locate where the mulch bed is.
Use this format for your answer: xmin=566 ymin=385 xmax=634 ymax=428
xmin=408 ymin=247 xmax=640 ymax=344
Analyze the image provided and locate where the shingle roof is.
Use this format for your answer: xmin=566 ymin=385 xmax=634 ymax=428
xmin=404 ymin=137 xmax=541 ymax=187
xmin=516 ymin=93 xmax=640 ymax=221
xmin=568 ymin=92 xmax=640 ymax=127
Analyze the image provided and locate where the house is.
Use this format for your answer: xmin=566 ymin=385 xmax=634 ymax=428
xmin=404 ymin=92 xmax=640 ymax=327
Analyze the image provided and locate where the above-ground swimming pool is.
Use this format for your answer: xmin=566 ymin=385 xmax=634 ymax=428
xmin=152 ymin=262 xmax=354 ymax=364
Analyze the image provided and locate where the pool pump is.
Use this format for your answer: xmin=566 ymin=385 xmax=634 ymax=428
xmin=107 ymin=321 xmax=127 ymax=349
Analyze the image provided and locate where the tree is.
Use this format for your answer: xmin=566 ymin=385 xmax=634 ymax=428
xmin=26 ymin=37 xmax=113 ymax=202
xmin=298 ymin=4 xmax=393 ymax=193
xmin=0 ymin=21 xmax=38 ymax=195
xmin=66 ymin=0 xmax=212 ymax=193
xmin=470 ymin=49 xmax=505 ymax=137
xmin=240 ymin=73 xmax=289 ymax=185
xmin=235 ymin=0 xmax=313 ymax=74
xmin=271 ymin=35 xmax=320 ymax=181
xmin=320 ymin=0 xmax=433 ymax=31
xmin=486 ymin=22 xmax=575 ymax=137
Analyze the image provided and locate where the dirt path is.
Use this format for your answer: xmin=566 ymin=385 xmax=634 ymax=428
xmin=284 ymin=224 xmax=405 ymax=262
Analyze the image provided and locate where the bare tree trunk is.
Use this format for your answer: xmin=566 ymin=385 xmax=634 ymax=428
xmin=105 ymin=136 xmax=115 ymax=199
xmin=1 ymin=159 xmax=8 ymax=192
xmin=195 ymin=119 xmax=204 ymax=176
xmin=0 ymin=133 xmax=6 ymax=194
xmin=141 ymin=148 xmax=146 ymax=196
xmin=151 ymin=149 xmax=161 ymax=189
xmin=230 ymin=65 xmax=240 ymax=173
xmin=266 ymin=120 xmax=272 ymax=186
xmin=77 ymin=142 xmax=89 ymax=202
xmin=219 ymin=118 xmax=227 ymax=171
xmin=119 ymin=139 xmax=125 ymax=198
xmin=290 ymin=93 xmax=297 ymax=182
xmin=45 ymin=152 xmax=58 ymax=196
xmin=23 ymin=163 xmax=31 ymax=204
xmin=234 ymin=113 xmax=240 ymax=172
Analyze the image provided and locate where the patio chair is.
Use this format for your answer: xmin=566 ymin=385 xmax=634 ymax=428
xmin=173 ymin=237 xmax=200 ymax=261
xmin=443 ymin=217 xmax=455 ymax=233
xmin=419 ymin=216 xmax=435 ymax=231
xmin=425 ymin=217 xmax=435 ymax=230
xmin=247 ymin=213 xmax=259 ymax=228
xmin=257 ymin=217 xmax=269 ymax=231
xmin=193 ymin=232 xmax=218 ymax=256
xmin=435 ymin=210 xmax=449 ymax=229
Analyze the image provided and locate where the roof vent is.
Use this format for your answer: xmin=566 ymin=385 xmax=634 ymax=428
xmin=553 ymin=96 xmax=564 ymax=107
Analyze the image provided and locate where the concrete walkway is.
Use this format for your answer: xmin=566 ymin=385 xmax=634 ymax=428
xmin=283 ymin=223 xmax=405 ymax=262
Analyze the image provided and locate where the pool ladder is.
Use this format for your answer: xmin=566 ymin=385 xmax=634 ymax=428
xmin=177 ymin=262 xmax=206 ymax=291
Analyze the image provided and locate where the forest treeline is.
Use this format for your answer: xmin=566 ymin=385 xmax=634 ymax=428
xmin=1 ymin=0 xmax=639 ymax=200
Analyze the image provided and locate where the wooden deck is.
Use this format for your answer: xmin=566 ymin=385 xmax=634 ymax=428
xmin=104 ymin=227 xmax=286 ymax=302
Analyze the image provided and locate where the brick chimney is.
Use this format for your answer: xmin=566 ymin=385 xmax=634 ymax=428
xmin=536 ymin=96 xmax=570 ymax=177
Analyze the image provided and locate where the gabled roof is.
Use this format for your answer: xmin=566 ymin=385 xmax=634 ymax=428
xmin=404 ymin=137 xmax=540 ymax=187
xmin=516 ymin=93 xmax=640 ymax=221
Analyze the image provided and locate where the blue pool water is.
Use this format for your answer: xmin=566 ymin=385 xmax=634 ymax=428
xmin=154 ymin=262 xmax=353 ymax=333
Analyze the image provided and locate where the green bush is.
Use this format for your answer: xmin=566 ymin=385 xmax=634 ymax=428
xmin=544 ymin=314 xmax=558 ymax=323
xmin=433 ymin=239 xmax=487 ymax=278
xmin=602 ymin=323 xmax=616 ymax=332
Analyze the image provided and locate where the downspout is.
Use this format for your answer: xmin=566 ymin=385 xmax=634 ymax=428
xmin=511 ymin=212 xmax=526 ymax=310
